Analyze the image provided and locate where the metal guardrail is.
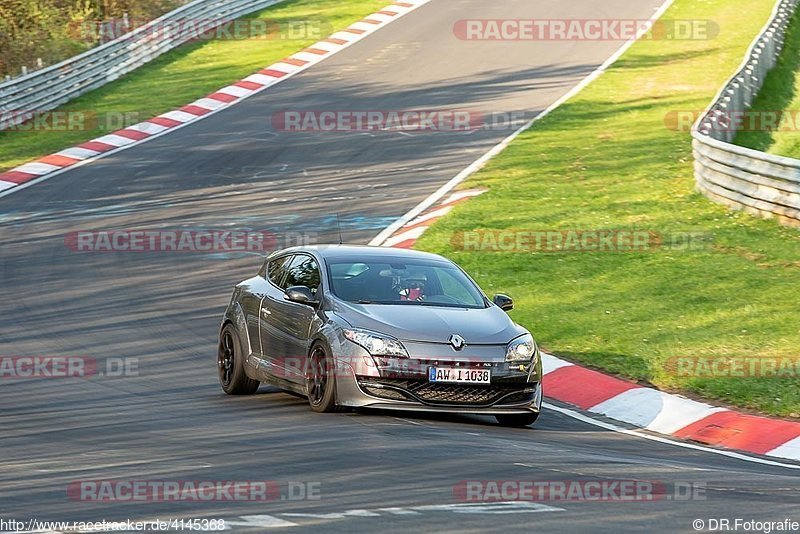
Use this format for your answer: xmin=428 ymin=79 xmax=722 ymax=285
xmin=692 ymin=0 xmax=800 ymax=226
xmin=0 ymin=0 xmax=285 ymax=130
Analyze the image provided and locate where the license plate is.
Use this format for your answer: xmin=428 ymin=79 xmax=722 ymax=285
xmin=428 ymin=367 xmax=491 ymax=384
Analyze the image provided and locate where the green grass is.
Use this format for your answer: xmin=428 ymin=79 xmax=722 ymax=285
xmin=735 ymin=8 xmax=800 ymax=158
xmin=416 ymin=0 xmax=800 ymax=417
xmin=0 ymin=0 xmax=387 ymax=172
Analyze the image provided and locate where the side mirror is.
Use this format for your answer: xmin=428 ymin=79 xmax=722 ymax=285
xmin=285 ymin=286 xmax=319 ymax=307
xmin=493 ymin=294 xmax=514 ymax=312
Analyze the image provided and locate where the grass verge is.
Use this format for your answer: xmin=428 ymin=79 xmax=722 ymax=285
xmin=735 ymin=8 xmax=800 ymax=158
xmin=416 ymin=0 xmax=800 ymax=417
xmin=0 ymin=0 xmax=387 ymax=172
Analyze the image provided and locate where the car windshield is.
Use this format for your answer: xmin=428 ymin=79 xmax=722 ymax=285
xmin=326 ymin=258 xmax=487 ymax=309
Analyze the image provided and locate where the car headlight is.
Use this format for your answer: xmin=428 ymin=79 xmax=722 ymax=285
xmin=343 ymin=328 xmax=409 ymax=358
xmin=506 ymin=333 xmax=537 ymax=363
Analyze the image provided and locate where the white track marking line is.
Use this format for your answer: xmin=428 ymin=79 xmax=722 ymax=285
xmin=226 ymin=515 xmax=299 ymax=528
xmin=378 ymin=507 xmax=422 ymax=515
xmin=404 ymin=205 xmax=454 ymax=227
xmin=440 ymin=189 xmax=486 ymax=206
xmin=369 ymin=0 xmax=677 ymax=246
xmin=543 ymin=402 xmax=800 ymax=470
xmin=392 ymin=416 xmax=424 ymax=425
xmin=283 ymin=510 xmax=381 ymax=519
xmin=381 ymin=225 xmax=428 ymax=247
xmin=412 ymin=502 xmax=564 ymax=514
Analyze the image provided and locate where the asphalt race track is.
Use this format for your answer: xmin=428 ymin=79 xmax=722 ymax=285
xmin=1 ymin=0 xmax=798 ymax=532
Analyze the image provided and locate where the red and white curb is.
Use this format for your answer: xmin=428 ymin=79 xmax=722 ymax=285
xmin=379 ymin=189 xmax=487 ymax=248
xmin=541 ymin=355 xmax=800 ymax=462
xmin=0 ymin=0 xmax=431 ymax=197
xmin=376 ymin=195 xmax=800 ymax=463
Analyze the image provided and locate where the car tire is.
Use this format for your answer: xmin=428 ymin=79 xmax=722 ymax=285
xmin=218 ymin=323 xmax=260 ymax=395
xmin=495 ymin=412 xmax=539 ymax=427
xmin=306 ymin=342 xmax=341 ymax=413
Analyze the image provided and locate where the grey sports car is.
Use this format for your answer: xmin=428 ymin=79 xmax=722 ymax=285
xmin=217 ymin=245 xmax=543 ymax=426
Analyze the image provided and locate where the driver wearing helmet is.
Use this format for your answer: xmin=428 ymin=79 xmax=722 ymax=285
xmin=396 ymin=272 xmax=427 ymax=302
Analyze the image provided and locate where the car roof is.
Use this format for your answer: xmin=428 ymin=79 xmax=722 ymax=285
xmin=274 ymin=244 xmax=452 ymax=263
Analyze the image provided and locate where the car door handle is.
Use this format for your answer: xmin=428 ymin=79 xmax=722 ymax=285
xmin=261 ymin=308 xmax=271 ymax=317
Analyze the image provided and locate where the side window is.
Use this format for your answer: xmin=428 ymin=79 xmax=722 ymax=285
xmin=283 ymin=255 xmax=321 ymax=293
xmin=267 ymin=255 xmax=293 ymax=287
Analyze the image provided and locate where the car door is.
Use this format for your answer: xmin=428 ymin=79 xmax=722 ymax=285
xmin=258 ymin=254 xmax=294 ymax=379
xmin=238 ymin=265 xmax=273 ymax=359
xmin=267 ymin=253 xmax=322 ymax=385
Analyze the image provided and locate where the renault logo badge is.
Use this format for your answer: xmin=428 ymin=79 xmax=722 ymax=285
xmin=449 ymin=334 xmax=466 ymax=351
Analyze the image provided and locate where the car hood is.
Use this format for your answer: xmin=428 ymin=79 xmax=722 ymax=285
xmin=332 ymin=300 xmax=526 ymax=344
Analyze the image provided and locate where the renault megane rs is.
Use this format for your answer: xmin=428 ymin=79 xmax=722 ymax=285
xmin=217 ymin=245 xmax=542 ymax=426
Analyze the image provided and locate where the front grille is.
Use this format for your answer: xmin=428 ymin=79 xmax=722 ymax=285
xmin=358 ymin=378 xmax=536 ymax=406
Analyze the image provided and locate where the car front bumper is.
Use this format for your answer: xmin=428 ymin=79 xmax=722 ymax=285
xmin=332 ymin=350 xmax=543 ymax=415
